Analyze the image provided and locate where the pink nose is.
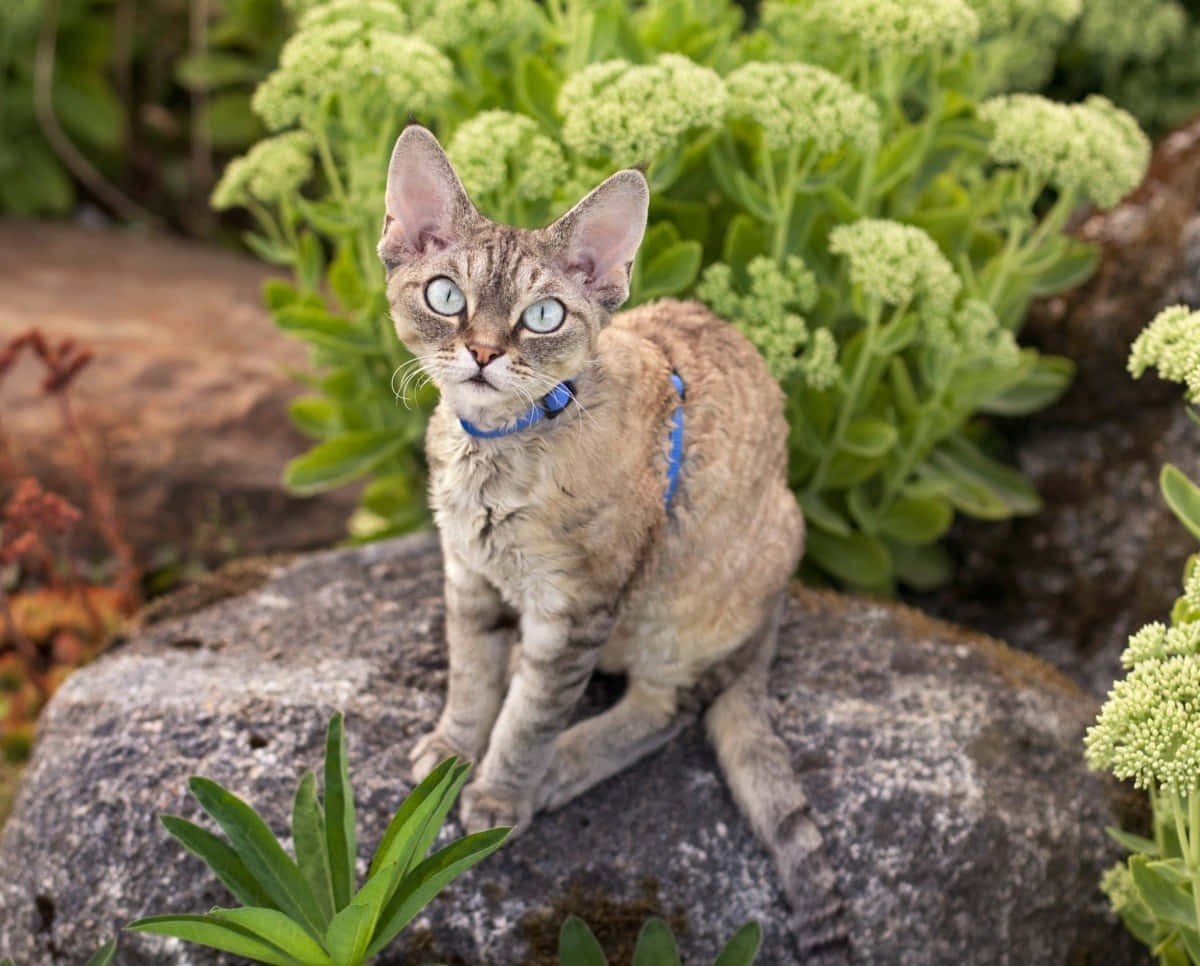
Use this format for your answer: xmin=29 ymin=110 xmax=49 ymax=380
xmin=467 ymin=343 xmax=502 ymax=367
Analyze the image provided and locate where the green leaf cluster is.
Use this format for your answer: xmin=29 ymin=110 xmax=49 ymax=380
xmin=217 ymin=0 xmax=1153 ymax=591
xmin=0 ymin=0 xmax=289 ymax=221
xmin=1089 ymin=323 xmax=1200 ymax=964
xmin=558 ymin=914 xmax=760 ymax=966
xmin=1100 ymin=798 xmax=1200 ymax=965
xmin=126 ymin=712 xmax=510 ymax=965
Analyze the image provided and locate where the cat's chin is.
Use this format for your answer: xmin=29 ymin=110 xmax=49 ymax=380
xmin=442 ymin=383 xmax=529 ymax=431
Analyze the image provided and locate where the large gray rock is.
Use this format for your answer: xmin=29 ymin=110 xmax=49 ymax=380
xmin=0 ymin=534 xmax=1137 ymax=964
xmin=922 ymin=116 xmax=1200 ymax=696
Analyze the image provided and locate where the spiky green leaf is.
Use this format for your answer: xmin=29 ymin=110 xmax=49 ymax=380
xmin=125 ymin=915 xmax=301 ymax=966
xmin=160 ymin=815 xmax=275 ymax=910
xmin=187 ymin=778 xmax=325 ymax=940
xmin=324 ymin=713 xmax=358 ymax=912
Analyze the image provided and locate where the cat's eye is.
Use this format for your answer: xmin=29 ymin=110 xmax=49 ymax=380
xmin=425 ymin=277 xmax=466 ymax=316
xmin=521 ymin=297 xmax=566 ymax=334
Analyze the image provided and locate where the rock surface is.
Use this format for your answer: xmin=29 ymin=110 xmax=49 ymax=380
xmin=0 ymin=534 xmax=1136 ymax=964
xmin=0 ymin=220 xmax=359 ymax=563
xmin=920 ymin=115 xmax=1200 ymax=696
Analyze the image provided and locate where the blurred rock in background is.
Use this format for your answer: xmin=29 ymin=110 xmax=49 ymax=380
xmin=0 ymin=221 xmax=360 ymax=573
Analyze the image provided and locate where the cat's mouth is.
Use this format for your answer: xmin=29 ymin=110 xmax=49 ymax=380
xmin=464 ymin=373 xmax=497 ymax=390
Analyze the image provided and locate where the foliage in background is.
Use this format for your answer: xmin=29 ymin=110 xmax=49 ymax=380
xmin=0 ymin=0 xmax=289 ymax=231
xmin=1046 ymin=0 xmax=1200 ymax=137
xmin=558 ymin=914 xmax=761 ymax=966
xmin=1086 ymin=305 xmax=1200 ymax=964
xmin=0 ymin=331 xmax=137 ymax=782
xmin=128 ymin=711 xmax=510 ymax=964
xmin=213 ymin=0 xmax=1150 ymax=591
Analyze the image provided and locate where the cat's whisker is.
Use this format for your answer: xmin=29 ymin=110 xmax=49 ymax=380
xmin=393 ymin=353 xmax=440 ymax=409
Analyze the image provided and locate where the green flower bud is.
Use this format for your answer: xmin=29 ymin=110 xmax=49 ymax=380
xmin=724 ymin=62 xmax=880 ymax=155
xmin=558 ymin=55 xmax=726 ymax=167
xmin=828 ymin=219 xmax=961 ymax=314
xmin=980 ymin=93 xmax=1149 ymax=210
xmin=1129 ymin=305 xmax=1200 ymax=403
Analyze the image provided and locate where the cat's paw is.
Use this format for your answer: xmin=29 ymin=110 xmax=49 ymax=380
xmin=460 ymin=780 xmax=533 ymax=836
xmin=409 ymin=729 xmax=472 ymax=784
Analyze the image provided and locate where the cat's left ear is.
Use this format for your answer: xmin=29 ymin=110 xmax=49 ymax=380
xmin=379 ymin=124 xmax=475 ymax=269
xmin=546 ymin=169 xmax=649 ymax=311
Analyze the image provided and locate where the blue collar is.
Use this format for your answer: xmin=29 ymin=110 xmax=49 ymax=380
xmin=458 ymin=372 xmax=687 ymax=513
xmin=459 ymin=381 xmax=575 ymax=439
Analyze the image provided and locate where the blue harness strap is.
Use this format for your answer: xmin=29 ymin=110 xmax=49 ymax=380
xmin=665 ymin=371 xmax=685 ymax=511
xmin=458 ymin=371 xmax=686 ymax=513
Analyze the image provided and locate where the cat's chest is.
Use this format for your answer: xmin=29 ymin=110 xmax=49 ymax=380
xmin=431 ymin=444 xmax=564 ymax=585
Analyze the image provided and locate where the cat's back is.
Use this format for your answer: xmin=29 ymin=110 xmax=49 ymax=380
xmin=600 ymin=298 xmax=802 ymax=678
xmin=607 ymin=297 xmax=798 ymax=549
xmin=609 ymin=298 xmax=790 ymax=478
xmin=611 ymin=297 xmax=768 ymax=381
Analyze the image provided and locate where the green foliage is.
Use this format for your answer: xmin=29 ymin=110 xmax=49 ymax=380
xmin=1087 ymin=322 xmax=1200 ymax=963
xmin=217 ymin=0 xmax=1153 ymax=590
xmin=127 ymin=712 xmax=510 ymax=965
xmin=1047 ymin=0 xmax=1200 ymax=137
xmin=0 ymin=0 xmax=288 ymax=224
xmin=557 ymin=915 xmax=761 ymax=966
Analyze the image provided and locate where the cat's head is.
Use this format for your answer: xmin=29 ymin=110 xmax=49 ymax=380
xmin=378 ymin=124 xmax=648 ymax=429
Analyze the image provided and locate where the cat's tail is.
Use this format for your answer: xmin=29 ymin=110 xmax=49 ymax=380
xmin=705 ymin=595 xmax=850 ymax=964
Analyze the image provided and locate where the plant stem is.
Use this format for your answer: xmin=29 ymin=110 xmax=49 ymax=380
xmin=245 ymin=199 xmax=287 ymax=248
xmin=33 ymin=0 xmax=158 ymax=224
xmin=1179 ymin=785 xmax=1200 ymax=938
xmin=1154 ymin=783 xmax=1167 ymax=857
xmin=1171 ymin=785 xmax=1191 ymax=860
xmin=55 ymin=393 xmax=140 ymax=607
xmin=1021 ymin=186 xmax=1079 ymax=258
xmin=314 ymin=100 xmax=348 ymax=205
xmin=772 ymin=144 xmax=803 ymax=264
xmin=1192 ymin=785 xmax=1200 ymax=868
xmin=804 ymin=299 xmax=883 ymax=496
xmin=983 ymin=216 xmax=1026 ymax=306
xmin=880 ymin=415 xmax=930 ymax=511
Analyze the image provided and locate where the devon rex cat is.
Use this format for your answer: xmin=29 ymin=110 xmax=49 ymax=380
xmin=380 ymin=125 xmax=840 ymax=942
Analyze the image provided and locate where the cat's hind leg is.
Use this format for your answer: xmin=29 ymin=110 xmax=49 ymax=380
xmin=535 ymin=679 xmax=691 ymax=812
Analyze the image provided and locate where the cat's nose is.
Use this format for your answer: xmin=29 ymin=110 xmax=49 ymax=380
xmin=467 ymin=343 xmax=503 ymax=367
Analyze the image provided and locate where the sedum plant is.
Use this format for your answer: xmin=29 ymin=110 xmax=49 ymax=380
xmin=558 ymin=914 xmax=761 ymax=966
xmin=1086 ymin=306 xmax=1200 ymax=964
xmin=127 ymin=712 xmax=509 ymax=965
xmin=213 ymin=0 xmax=1150 ymax=590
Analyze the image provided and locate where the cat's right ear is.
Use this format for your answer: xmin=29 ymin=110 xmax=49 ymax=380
xmin=379 ymin=125 xmax=474 ymax=270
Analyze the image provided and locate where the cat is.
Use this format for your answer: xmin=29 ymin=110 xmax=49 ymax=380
xmin=379 ymin=124 xmax=843 ymax=951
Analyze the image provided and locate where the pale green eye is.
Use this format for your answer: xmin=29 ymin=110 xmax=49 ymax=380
xmin=425 ymin=276 xmax=465 ymax=315
xmin=522 ymin=297 xmax=565 ymax=333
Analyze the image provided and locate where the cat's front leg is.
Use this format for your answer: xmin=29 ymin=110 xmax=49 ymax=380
xmin=410 ymin=554 xmax=515 ymax=782
xmin=460 ymin=611 xmax=598 ymax=834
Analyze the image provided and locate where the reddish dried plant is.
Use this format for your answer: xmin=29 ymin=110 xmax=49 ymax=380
xmin=0 ymin=332 xmax=142 ymax=758
xmin=1 ymin=478 xmax=83 ymax=657
xmin=0 ymin=329 xmax=140 ymax=604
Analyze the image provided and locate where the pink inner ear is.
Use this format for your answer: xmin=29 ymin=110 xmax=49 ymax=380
xmin=386 ymin=167 xmax=452 ymax=254
xmin=570 ymin=210 xmax=641 ymax=285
